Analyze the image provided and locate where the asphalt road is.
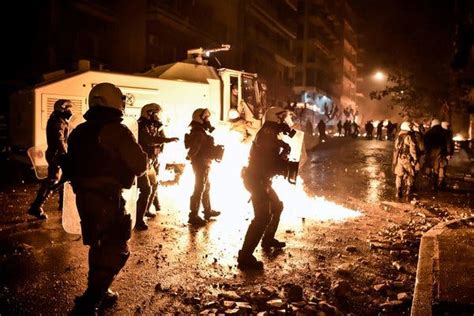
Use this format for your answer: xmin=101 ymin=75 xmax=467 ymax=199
xmin=0 ymin=137 xmax=472 ymax=314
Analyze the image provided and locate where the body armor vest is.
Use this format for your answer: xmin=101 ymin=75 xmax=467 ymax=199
xmin=67 ymin=122 xmax=134 ymax=189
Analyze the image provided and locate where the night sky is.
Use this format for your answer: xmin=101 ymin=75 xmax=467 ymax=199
xmin=349 ymin=0 xmax=457 ymax=120
xmin=350 ymin=0 xmax=455 ymax=76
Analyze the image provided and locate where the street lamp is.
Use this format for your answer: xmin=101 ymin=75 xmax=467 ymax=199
xmin=373 ymin=71 xmax=386 ymax=81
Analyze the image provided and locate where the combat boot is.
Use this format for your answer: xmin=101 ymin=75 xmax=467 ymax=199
xmin=145 ymin=211 xmax=157 ymax=218
xmin=261 ymin=238 xmax=286 ymax=249
xmin=134 ymin=220 xmax=149 ymax=231
xmin=71 ymin=294 xmax=98 ymax=315
xmin=188 ymin=215 xmax=207 ymax=227
xmin=99 ymin=289 xmax=119 ymax=309
xmin=28 ymin=185 xmax=52 ymax=220
xmin=237 ymin=250 xmax=263 ymax=270
xmin=28 ymin=206 xmax=48 ymax=220
xmin=204 ymin=209 xmax=221 ymax=221
xmin=152 ymin=196 xmax=161 ymax=212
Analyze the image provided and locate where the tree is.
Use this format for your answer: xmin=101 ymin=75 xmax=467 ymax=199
xmin=369 ymin=61 xmax=463 ymax=121
xmin=369 ymin=68 xmax=433 ymax=119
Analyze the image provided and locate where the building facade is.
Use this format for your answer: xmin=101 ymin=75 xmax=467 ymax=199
xmin=294 ymin=0 xmax=359 ymax=123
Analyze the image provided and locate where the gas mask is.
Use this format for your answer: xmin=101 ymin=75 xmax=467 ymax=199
xmin=64 ymin=109 xmax=73 ymax=120
xmin=280 ymin=113 xmax=296 ymax=138
xmin=203 ymin=120 xmax=215 ymax=133
xmin=149 ymin=111 xmax=160 ymax=122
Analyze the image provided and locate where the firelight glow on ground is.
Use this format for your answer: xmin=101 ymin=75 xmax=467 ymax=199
xmin=159 ymin=124 xmax=362 ymax=229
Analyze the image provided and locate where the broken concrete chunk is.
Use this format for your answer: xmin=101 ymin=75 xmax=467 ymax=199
xmin=392 ymin=261 xmax=403 ymax=271
xmin=224 ymin=307 xmax=240 ymax=314
xmin=236 ymin=301 xmax=252 ymax=310
xmin=336 ymin=263 xmax=353 ymax=275
xmin=267 ymin=298 xmax=284 ymax=308
xmin=223 ymin=300 xmax=235 ymax=308
xmin=219 ymin=290 xmax=241 ymax=300
xmin=345 ymin=245 xmax=357 ymax=252
xmin=397 ymin=292 xmax=410 ymax=301
xmin=261 ymin=285 xmax=278 ymax=296
xmin=373 ymin=283 xmax=387 ymax=292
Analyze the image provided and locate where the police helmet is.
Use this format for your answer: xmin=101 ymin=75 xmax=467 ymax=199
xmin=430 ymin=119 xmax=440 ymax=127
xmin=141 ymin=103 xmax=162 ymax=120
xmin=263 ymin=106 xmax=288 ymax=124
xmin=192 ymin=108 xmax=211 ymax=124
xmin=54 ymin=99 xmax=72 ymax=112
xmin=400 ymin=121 xmax=411 ymax=131
xmin=88 ymin=83 xmax=125 ymax=112
xmin=441 ymin=121 xmax=450 ymax=130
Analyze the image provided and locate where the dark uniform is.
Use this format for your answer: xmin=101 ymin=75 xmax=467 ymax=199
xmin=67 ymin=83 xmax=147 ymax=314
xmin=376 ymin=121 xmax=384 ymax=140
xmin=343 ymin=120 xmax=351 ymax=137
xmin=317 ymin=119 xmax=327 ymax=142
xmin=440 ymin=122 xmax=454 ymax=189
xmin=136 ymin=105 xmax=178 ymax=230
xmin=239 ymin=113 xmax=291 ymax=270
xmin=337 ymin=120 xmax=343 ymax=136
xmin=424 ymin=121 xmax=450 ymax=190
xmin=186 ymin=108 xmax=221 ymax=226
xmin=365 ymin=121 xmax=374 ymax=139
xmin=28 ymin=99 xmax=72 ymax=219
xmin=351 ymin=121 xmax=360 ymax=138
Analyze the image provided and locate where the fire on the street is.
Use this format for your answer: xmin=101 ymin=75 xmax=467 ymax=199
xmin=159 ymin=125 xmax=361 ymax=231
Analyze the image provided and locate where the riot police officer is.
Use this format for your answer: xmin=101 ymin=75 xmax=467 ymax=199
xmin=238 ymin=106 xmax=294 ymax=270
xmin=185 ymin=108 xmax=222 ymax=226
xmin=67 ymin=83 xmax=147 ymax=313
xmin=28 ymin=99 xmax=73 ymax=219
xmin=392 ymin=121 xmax=419 ymax=199
xmin=135 ymin=103 xmax=178 ymax=230
xmin=424 ymin=119 xmax=450 ymax=191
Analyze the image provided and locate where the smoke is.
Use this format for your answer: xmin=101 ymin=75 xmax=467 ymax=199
xmin=358 ymin=97 xmax=402 ymax=124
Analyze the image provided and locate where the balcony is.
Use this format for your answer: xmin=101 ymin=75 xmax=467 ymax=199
xmin=147 ymin=0 xmax=228 ymax=42
xmin=308 ymin=15 xmax=340 ymax=45
xmin=250 ymin=0 xmax=297 ymax=39
xmin=343 ymin=68 xmax=357 ymax=84
xmin=251 ymin=30 xmax=295 ymax=66
xmin=344 ymin=22 xmax=357 ymax=47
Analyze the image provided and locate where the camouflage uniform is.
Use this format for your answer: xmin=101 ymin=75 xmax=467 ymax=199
xmin=393 ymin=130 xmax=418 ymax=198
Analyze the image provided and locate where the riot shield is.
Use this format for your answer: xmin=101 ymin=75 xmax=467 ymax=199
xmin=281 ymin=129 xmax=305 ymax=184
xmin=27 ymin=144 xmax=48 ymax=180
xmin=62 ymin=116 xmax=139 ymax=234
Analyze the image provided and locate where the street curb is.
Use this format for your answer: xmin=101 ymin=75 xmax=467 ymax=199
xmin=411 ymin=217 xmax=474 ymax=316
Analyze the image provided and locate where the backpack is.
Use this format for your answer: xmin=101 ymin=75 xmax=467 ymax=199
xmin=184 ymin=133 xmax=192 ymax=149
xmin=396 ymin=133 xmax=414 ymax=158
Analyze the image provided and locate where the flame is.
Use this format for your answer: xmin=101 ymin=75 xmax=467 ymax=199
xmin=158 ymin=125 xmax=361 ymax=232
xmin=452 ymin=133 xmax=465 ymax=142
